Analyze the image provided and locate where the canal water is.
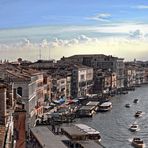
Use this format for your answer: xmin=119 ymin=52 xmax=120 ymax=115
xmin=77 ymin=85 xmax=148 ymax=148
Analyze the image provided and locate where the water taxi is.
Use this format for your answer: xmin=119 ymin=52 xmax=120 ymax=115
xmin=132 ymin=137 xmax=144 ymax=148
xmin=129 ymin=124 xmax=139 ymax=132
xmin=99 ymin=102 xmax=112 ymax=112
xmin=135 ymin=111 xmax=143 ymax=118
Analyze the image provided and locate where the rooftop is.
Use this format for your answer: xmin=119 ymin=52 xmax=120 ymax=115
xmin=62 ymin=54 xmax=120 ymax=60
xmin=31 ymin=126 xmax=67 ymax=148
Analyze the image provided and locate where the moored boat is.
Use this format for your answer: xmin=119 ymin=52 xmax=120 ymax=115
xmin=77 ymin=105 xmax=96 ymax=117
xmin=99 ymin=102 xmax=112 ymax=112
xmin=132 ymin=137 xmax=144 ymax=148
xmin=61 ymin=123 xmax=101 ymax=142
xmin=86 ymin=101 xmax=100 ymax=111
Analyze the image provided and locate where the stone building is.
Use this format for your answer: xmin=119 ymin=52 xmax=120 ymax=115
xmin=71 ymin=65 xmax=93 ymax=98
xmin=60 ymin=54 xmax=124 ymax=90
xmin=0 ymin=82 xmax=15 ymax=148
xmin=0 ymin=64 xmax=44 ymax=133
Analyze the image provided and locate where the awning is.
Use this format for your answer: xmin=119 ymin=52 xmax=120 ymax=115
xmin=53 ymin=98 xmax=65 ymax=104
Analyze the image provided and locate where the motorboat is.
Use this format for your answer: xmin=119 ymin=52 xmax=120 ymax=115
xmin=135 ymin=111 xmax=143 ymax=118
xmin=133 ymin=99 xmax=139 ymax=103
xmin=99 ymin=102 xmax=112 ymax=112
xmin=129 ymin=124 xmax=139 ymax=132
xmin=132 ymin=137 xmax=144 ymax=148
xmin=125 ymin=103 xmax=131 ymax=108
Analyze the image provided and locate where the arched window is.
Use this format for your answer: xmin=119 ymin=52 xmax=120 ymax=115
xmin=17 ymin=87 xmax=22 ymax=96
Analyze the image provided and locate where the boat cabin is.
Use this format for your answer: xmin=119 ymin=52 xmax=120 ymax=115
xmin=99 ymin=102 xmax=112 ymax=112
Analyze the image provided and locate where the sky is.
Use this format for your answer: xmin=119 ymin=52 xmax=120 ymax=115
xmin=0 ymin=0 xmax=148 ymax=61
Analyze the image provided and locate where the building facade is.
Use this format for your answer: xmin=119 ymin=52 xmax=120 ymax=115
xmin=60 ymin=54 xmax=124 ymax=90
xmin=71 ymin=65 xmax=93 ymax=98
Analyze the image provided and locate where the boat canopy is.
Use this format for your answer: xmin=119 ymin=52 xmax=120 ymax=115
xmin=75 ymin=124 xmax=100 ymax=134
xmin=100 ymin=102 xmax=112 ymax=107
xmin=86 ymin=101 xmax=99 ymax=106
xmin=53 ymin=98 xmax=65 ymax=104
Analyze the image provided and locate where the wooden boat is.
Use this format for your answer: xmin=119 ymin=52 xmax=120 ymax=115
xmin=132 ymin=137 xmax=144 ymax=148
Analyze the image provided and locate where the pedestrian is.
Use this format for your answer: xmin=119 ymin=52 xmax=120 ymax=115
xmin=56 ymin=125 xmax=60 ymax=135
xmin=52 ymin=124 xmax=55 ymax=133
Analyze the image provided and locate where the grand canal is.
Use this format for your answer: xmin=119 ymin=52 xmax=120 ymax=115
xmin=77 ymin=85 xmax=148 ymax=148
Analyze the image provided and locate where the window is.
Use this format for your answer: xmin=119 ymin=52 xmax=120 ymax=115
xmin=17 ymin=87 xmax=22 ymax=96
xmin=80 ymin=75 xmax=85 ymax=81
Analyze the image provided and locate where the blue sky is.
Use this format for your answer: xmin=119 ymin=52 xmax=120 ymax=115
xmin=0 ymin=0 xmax=148 ymax=28
xmin=0 ymin=0 xmax=148 ymax=61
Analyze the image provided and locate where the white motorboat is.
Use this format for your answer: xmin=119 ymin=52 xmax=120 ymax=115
xmin=135 ymin=111 xmax=143 ymax=118
xmin=99 ymin=102 xmax=112 ymax=112
xmin=129 ymin=124 xmax=139 ymax=132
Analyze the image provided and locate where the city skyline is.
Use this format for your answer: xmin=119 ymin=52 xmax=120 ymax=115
xmin=0 ymin=0 xmax=148 ymax=61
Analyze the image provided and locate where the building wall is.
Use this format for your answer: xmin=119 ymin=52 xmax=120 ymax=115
xmin=60 ymin=55 xmax=124 ymax=89
xmin=14 ymin=111 xmax=26 ymax=148
xmin=0 ymin=86 xmax=6 ymax=125
xmin=51 ymin=76 xmax=68 ymax=100
xmin=72 ymin=66 xmax=93 ymax=98
xmin=111 ymin=72 xmax=117 ymax=89
xmin=13 ymin=74 xmax=44 ymax=132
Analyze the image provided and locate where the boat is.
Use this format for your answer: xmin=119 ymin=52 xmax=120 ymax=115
xmin=125 ymin=103 xmax=131 ymax=108
xmin=135 ymin=111 xmax=143 ymax=118
xmin=129 ymin=124 xmax=139 ymax=132
xmin=133 ymin=99 xmax=139 ymax=103
xmin=61 ymin=124 xmax=101 ymax=142
xmin=122 ymin=91 xmax=128 ymax=95
xmin=86 ymin=101 xmax=100 ymax=111
xmin=77 ymin=105 xmax=96 ymax=117
xmin=132 ymin=137 xmax=144 ymax=148
xmin=99 ymin=102 xmax=112 ymax=112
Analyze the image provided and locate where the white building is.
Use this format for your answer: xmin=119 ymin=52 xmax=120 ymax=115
xmin=72 ymin=65 xmax=93 ymax=98
xmin=0 ymin=65 xmax=44 ymax=132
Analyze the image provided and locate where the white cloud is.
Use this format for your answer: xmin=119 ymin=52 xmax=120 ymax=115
xmin=0 ymin=34 xmax=148 ymax=61
xmin=129 ymin=29 xmax=144 ymax=40
xmin=134 ymin=5 xmax=148 ymax=9
xmin=0 ymin=23 xmax=148 ymax=61
xmin=86 ymin=13 xmax=111 ymax=22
